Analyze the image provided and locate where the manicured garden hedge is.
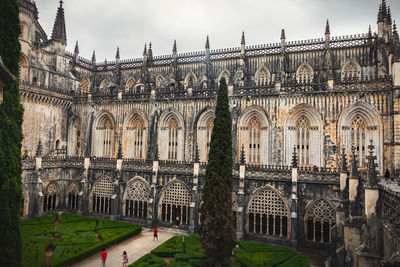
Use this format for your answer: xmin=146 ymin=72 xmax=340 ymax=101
xmin=130 ymin=234 xmax=309 ymax=267
xmin=22 ymin=213 xmax=141 ymax=267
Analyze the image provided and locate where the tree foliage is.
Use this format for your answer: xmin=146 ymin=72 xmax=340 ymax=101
xmin=0 ymin=0 xmax=23 ymax=265
xmin=199 ymin=77 xmax=235 ymax=263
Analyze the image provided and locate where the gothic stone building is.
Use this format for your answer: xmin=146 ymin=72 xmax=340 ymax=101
xmin=17 ymin=0 xmax=400 ymax=265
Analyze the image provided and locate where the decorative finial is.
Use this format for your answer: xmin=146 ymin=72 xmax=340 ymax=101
xmin=74 ymin=40 xmax=79 ymax=54
xmin=91 ymin=50 xmax=96 ymax=63
xmin=325 ymin=19 xmax=330 ymax=35
xmin=59 ymin=0 xmax=63 ymax=7
xmin=367 ymin=140 xmax=378 ymax=187
xmin=241 ymin=31 xmax=245 ymax=45
xmin=291 ymin=146 xmax=298 ymax=168
xmin=35 ymin=140 xmax=43 ymax=157
xmin=172 ymin=39 xmax=177 ymax=54
xmin=240 ymin=145 xmax=246 ymax=164
xmin=341 ymin=147 xmax=348 ymax=172
xmin=117 ymin=142 xmax=123 ymax=159
xmin=368 ymin=25 xmax=372 ymax=37
xmin=281 ymin=29 xmax=286 ymax=40
xmin=388 ymin=7 xmax=392 ymax=25
xmin=116 ymin=46 xmax=120 ymax=60
xmin=143 ymin=43 xmax=147 ymax=56
xmin=350 ymin=144 xmax=358 ymax=178
xmin=51 ymin=0 xmax=67 ymax=43
xmin=194 ymin=143 xmax=200 ymax=162
xmin=205 ymin=35 xmax=210 ymax=49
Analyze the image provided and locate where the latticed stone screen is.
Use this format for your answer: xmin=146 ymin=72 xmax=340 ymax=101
xmin=43 ymin=182 xmax=58 ymax=212
xmin=248 ymin=186 xmax=289 ymax=237
xmin=66 ymin=182 xmax=79 ymax=210
xmin=160 ymin=181 xmax=191 ymax=225
xmin=305 ymin=198 xmax=335 ymax=243
xmin=92 ymin=176 xmax=113 ymax=214
xmin=124 ymin=179 xmax=150 ymax=218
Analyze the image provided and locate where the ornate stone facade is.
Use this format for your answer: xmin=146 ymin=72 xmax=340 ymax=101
xmin=18 ymin=0 xmax=400 ymax=266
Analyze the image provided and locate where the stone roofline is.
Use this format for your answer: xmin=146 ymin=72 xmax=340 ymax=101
xmin=66 ymin=32 xmax=376 ymax=71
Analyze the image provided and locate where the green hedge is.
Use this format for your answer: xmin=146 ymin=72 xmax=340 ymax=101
xmin=277 ymin=254 xmax=310 ymax=267
xmin=152 ymin=234 xmax=204 ymax=258
xmin=22 ymin=213 xmax=142 ymax=267
xmin=129 ymin=253 xmax=167 ymax=267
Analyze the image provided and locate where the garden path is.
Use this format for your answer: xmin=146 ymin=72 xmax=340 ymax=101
xmin=70 ymin=228 xmax=180 ymax=267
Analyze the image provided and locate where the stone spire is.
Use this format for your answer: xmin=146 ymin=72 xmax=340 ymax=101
xmin=350 ymin=145 xmax=359 ymax=178
xmin=35 ymin=140 xmax=43 ymax=157
xmin=51 ymin=0 xmax=67 ymax=44
xmin=367 ymin=140 xmax=378 ymax=187
xmin=194 ymin=143 xmax=200 ymax=162
xmin=91 ymin=50 xmax=96 ymax=63
xmin=341 ymin=147 xmax=348 ymax=172
xmin=115 ymin=46 xmax=120 ymax=60
xmin=241 ymin=31 xmax=245 ymax=45
xmin=368 ymin=25 xmax=372 ymax=38
xmin=378 ymin=4 xmax=384 ymax=22
xmin=387 ymin=7 xmax=392 ymax=25
xmin=325 ymin=19 xmax=330 ymax=35
xmin=394 ymin=21 xmax=399 ymax=43
xmin=74 ymin=40 xmax=79 ymax=54
xmin=281 ymin=29 xmax=286 ymax=40
xmin=143 ymin=43 xmax=147 ymax=56
xmin=117 ymin=142 xmax=123 ymax=159
xmin=205 ymin=35 xmax=210 ymax=49
xmin=291 ymin=146 xmax=298 ymax=168
xmin=172 ymin=39 xmax=177 ymax=54
xmin=240 ymin=145 xmax=246 ymax=164
xmin=147 ymin=42 xmax=153 ymax=65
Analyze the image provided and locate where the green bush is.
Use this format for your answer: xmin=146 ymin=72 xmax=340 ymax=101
xmin=237 ymin=240 xmax=293 ymax=252
xmin=277 ymin=254 xmax=310 ymax=267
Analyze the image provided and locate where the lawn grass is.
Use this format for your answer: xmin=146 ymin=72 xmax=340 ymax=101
xmin=22 ymin=213 xmax=141 ymax=267
xmin=130 ymin=234 xmax=309 ymax=267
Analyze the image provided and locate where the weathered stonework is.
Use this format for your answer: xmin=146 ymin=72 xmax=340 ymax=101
xmin=17 ymin=0 xmax=400 ymax=266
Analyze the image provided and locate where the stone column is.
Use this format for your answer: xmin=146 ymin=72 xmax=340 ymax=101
xmin=189 ymin=202 xmax=196 ymax=232
xmin=290 ymin=146 xmax=298 ymax=246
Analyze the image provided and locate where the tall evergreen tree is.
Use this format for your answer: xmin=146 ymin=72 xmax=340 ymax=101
xmin=0 ymin=0 xmax=23 ymax=265
xmin=199 ymin=77 xmax=235 ymax=264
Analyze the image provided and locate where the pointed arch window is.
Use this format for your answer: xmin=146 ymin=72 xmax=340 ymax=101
xmin=297 ymin=65 xmax=313 ymax=84
xmin=156 ymin=76 xmax=164 ymax=88
xmin=256 ymin=68 xmax=269 ymax=86
xmin=248 ymin=117 xmax=261 ymax=164
xmin=126 ymin=78 xmax=135 ymax=92
xmin=351 ymin=115 xmax=367 ymax=167
xmin=205 ymin=118 xmax=214 ymax=160
xmin=305 ymin=199 xmax=335 ymax=243
xmin=130 ymin=116 xmax=145 ymax=159
xmin=43 ymin=183 xmax=58 ymax=212
xmin=343 ymin=62 xmax=359 ymax=81
xmin=92 ymin=176 xmax=113 ymax=214
xmin=66 ymin=183 xmax=79 ymax=210
xmin=168 ymin=119 xmax=178 ymax=160
xmin=97 ymin=116 xmax=113 ymax=157
xmin=296 ymin=116 xmax=310 ymax=166
xmin=160 ymin=181 xmax=191 ymax=225
xmin=124 ymin=179 xmax=150 ymax=219
xmin=80 ymin=76 xmax=90 ymax=93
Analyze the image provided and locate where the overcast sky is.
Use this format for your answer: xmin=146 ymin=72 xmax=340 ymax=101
xmin=34 ymin=0 xmax=400 ymax=61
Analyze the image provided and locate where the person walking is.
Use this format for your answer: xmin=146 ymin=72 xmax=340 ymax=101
xmin=153 ymin=226 xmax=158 ymax=241
xmin=122 ymin=251 xmax=128 ymax=267
xmin=100 ymin=248 xmax=107 ymax=267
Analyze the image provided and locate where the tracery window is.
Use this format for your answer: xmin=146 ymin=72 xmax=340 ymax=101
xmin=124 ymin=179 xmax=150 ymax=219
xmin=43 ymin=183 xmax=58 ymax=212
xmin=160 ymin=181 xmax=191 ymax=225
xmin=168 ymin=119 xmax=178 ymax=160
xmin=218 ymin=70 xmax=230 ymax=84
xmin=205 ymin=118 xmax=214 ymax=160
xmin=297 ymin=65 xmax=313 ymax=84
xmin=126 ymin=78 xmax=135 ymax=92
xmin=296 ymin=116 xmax=310 ymax=166
xmin=128 ymin=116 xmax=145 ymax=159
xmin=97 ymin=116 xmax=113 ymax=157
xmin=248 ymin=186 xmax=289 ymax=237
xmin=66 ymin=182 xmax=79 ymax=210
xmin=156 ymin=76 xmax=164 ymax=88
xmin=80 ymin=76 xmax=90 ymax=93
xmin=351 ymin=115 xmax=367 ymax=167
xmin=305 ymin=199 xmax=335 ymax=243
xmin=343 ymin=62 xmax=359 ymax=81
xmin=256 ymin=68 xmax=269 ymax=86
xmin=248 ymin=117 xmax=261 ymax=164
xmin=185 ymin=74 xmax=196 ymax=89
xmin=92 ymin=176 xmax=113 ymax=214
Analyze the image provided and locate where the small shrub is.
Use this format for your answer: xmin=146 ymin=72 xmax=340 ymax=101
xmin=128 ymin=253 xmax=166 ymax=267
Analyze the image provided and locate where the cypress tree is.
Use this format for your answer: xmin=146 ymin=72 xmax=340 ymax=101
xmin=0 ymin=0 xmax=23 ymax=265
xmin=199 ymin=77 xmax=235 ymax=264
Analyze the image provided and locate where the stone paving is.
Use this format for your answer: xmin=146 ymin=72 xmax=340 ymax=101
xmin=69 ymin=227 xmax=184 ymax=267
